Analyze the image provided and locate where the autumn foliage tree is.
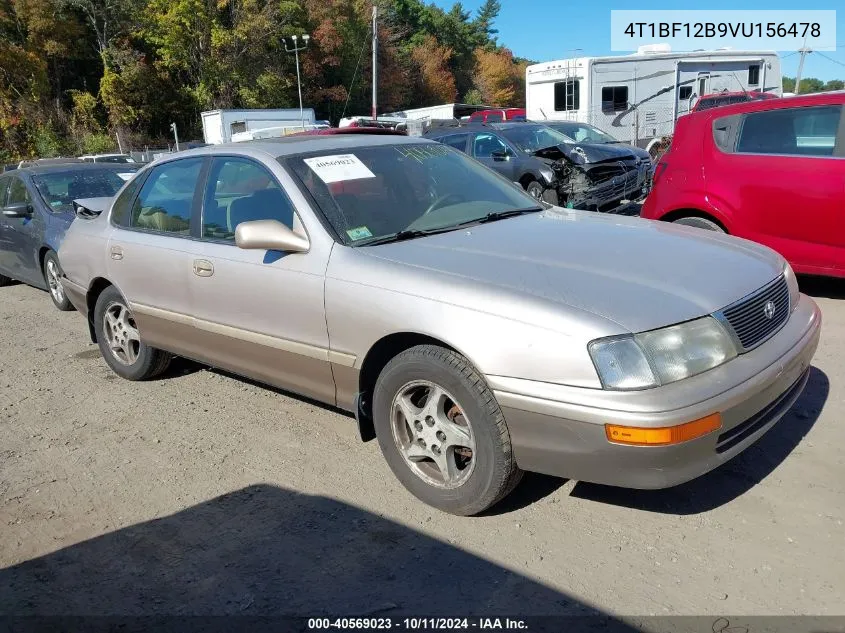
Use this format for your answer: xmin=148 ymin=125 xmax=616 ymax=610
xmin=411 ymin=35 xmax=457 ymax=105
xmin=473 ymin=47 xmax=526 ymax=107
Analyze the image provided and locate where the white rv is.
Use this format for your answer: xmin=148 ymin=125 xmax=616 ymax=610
xmin=525 ymin=45 xmax=782 ymax=153
xmin=201 ymin=109 xmax=317 ymax=144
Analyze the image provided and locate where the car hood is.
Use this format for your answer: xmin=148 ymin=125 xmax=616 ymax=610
xmin=533 ymin=142 xmax=637 ymax=165
xmin=362 ymin=209 xmax=784 ymax=333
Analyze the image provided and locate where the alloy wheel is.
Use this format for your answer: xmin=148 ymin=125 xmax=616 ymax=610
xmin=103 ymin=302 xmax=141 ymax=365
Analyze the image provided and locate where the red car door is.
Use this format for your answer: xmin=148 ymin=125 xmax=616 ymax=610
xmin=706 ymin=103 xmax=844 ymax=276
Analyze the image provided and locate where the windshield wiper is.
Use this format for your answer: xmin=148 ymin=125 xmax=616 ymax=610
xmin=358 ymin=227 xmax=457 ymax=246
xmin=453 ymin=206 xmax=543 ymax=228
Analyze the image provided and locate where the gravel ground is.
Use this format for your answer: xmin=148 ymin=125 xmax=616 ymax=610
xmin=0 ymin=277 xmax=843 ymax=618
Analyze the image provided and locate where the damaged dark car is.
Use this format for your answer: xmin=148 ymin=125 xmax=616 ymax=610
xmin=426 ymin=122 xmax=651 ymax=211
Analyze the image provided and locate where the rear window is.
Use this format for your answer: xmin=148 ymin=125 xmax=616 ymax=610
xmin=32 ymin=168 xmax=137 ymax=213
xmin=736 ymin=105 xmax=841 ymax=157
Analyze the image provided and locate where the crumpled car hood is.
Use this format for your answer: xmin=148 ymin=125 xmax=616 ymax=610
xmin=362 ymin=209 xmax=784 ymax=333
xmin=533 ymin=142 xmax=637 ymax=164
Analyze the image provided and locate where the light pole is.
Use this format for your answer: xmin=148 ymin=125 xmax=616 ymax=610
xmin=285 ymin=34 xmax=310 ymax=129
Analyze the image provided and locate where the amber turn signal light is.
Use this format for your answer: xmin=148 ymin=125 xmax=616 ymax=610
xmin=605 ymin=413 xmax=722 ymax=446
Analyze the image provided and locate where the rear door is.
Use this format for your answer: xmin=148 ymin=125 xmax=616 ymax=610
xmin=106 ymin=157 xmax=207 ymax=358
xmin=707 ymin=103 xmax=844 ymax=275
xmin=0 ymin=176 xmax=12 ymax=277
xmin=438 ymin=133 xmax=469 ymax=154
xmin=187 ymin=155 xmax=335 ymax=403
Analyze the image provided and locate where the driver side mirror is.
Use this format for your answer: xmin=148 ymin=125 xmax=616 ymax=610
xmin=491 ymin=149 xmax=511 ymax=162
xmin=2 ymin=201 xmax=32 ymax=218
xmin=235 ymin=219 xmax=309 ymax=253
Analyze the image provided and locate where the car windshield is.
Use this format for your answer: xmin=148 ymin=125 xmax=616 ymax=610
xmin=285 ymin=143 xmax=541 ymax=245
xmin=497 ymin=125 xmax=572 ymax=153
xmin=548 ymin=122 xmax=618 ymax=144
xmin=696 ymin=94 xmax=753 ymax=110
xmin=32 ymin=168 xmax=136 ymax=213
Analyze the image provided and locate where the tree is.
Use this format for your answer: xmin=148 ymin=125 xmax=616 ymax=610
xmin=473 ymin=46 xmax=523 ymax=106
xmin=60 ymin=0 xmax=144 ymax=58
xmin=824 ymin=79 xmax=844 ymax=91
xmin=410 ymin=35 xmax=456 ymax=105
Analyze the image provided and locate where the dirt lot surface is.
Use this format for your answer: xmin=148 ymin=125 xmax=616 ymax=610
xmin=1 ymin=278 xmax=843 ymax=618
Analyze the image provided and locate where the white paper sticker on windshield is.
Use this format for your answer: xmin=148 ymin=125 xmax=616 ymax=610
xmin=117 ymin=172 xmax=134 ymax=181
xmin=303 ymin=154 xmax=375 ymax=184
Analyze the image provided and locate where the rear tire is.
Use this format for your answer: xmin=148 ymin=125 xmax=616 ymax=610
xmin=373 ymin=344 xmax=522 ymax=516
xmin=93 ymin=286 xmax=171 ymax=380
xmin=672 ymin=216 xmax=725 ymax=232
xmin=43 ymin=250 xmax=74 ymax=311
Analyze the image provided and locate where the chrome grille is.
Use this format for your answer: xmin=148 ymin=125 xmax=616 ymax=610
xmin=717 ymin=275 xmax=790 ymax=352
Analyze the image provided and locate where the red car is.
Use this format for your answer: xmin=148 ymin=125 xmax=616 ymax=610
xmin=642 ymin=91 xmax=845 ymax=278
xmin=468 ymin=108 xmax=526 ymax=123
xmin=690 ymin=90 xmax=779 ymax=112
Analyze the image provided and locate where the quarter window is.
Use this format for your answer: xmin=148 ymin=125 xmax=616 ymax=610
xmin=130 ymin=158 xmax=203 ymax=234
xmin=554 ymin=80 xmax=580 ymax=112
xmin=601 ymin=86 xmax=629 ymax=112
xmin=748 ymin=65 xmax=760 ymax=86
xmin=7 ymin=177 xmax=31 ymax=205
xmin=736 ymin=105 xmax=842 ymax=157
xmin=472 ymin=133 xmax=509 ymax=158
xmin=202 ymin=157 xmax=295 ymax=241
xmin=111 ymin=173 xmax=146 ymax=227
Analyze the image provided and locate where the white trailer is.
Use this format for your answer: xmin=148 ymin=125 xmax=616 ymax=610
xmin=201 ymin=109 xmax=317 ymax=144
xmin=382 ymin=103 xmax=489 ymax=122
xmin=525 ymin=45 xmax=782 ymax=154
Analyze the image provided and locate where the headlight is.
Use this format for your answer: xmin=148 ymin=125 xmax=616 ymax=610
xmin=784 ymin=262 xmax=799 ymax=312
xmin=538 ymin=167 xmax=556 ymax=184
xmin=589 ymin=317 xmax=738 ymax=390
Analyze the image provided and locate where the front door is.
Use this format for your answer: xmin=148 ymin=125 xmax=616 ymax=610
xmin=3 ymin=176 xmax=44 ymax=286
xmin=471 ymin=132 xmax=516 ymax=180
xmin=188 ymin=156 xmax=335 ymax=404
xmin=106 ymin=157 xmax=206 ymax=358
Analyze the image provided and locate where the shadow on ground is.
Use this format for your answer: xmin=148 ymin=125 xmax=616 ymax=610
xmin=570 ymin=366 xmax=829 ymax=515
xmin=797 ymin=275 xmax=845 ymax=300
xmin=0 ymin=485 xmax=638 ymax=631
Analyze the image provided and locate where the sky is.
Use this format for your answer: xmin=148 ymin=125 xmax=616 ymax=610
xmin=431 ymin=0 xmax=845 ymax=81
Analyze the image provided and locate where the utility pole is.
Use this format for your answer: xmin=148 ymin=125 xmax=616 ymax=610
xmin=371 ymin=5 xmax=378 ymax=121
xmin=285 ymin=34 xmax=311 ymax=129
xmin=794 ymin=36 xmax=811 ymax=94
xmin=170 ymin=122 xmax=180 ymax=152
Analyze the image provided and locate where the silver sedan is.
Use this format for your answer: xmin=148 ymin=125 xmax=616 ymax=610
xmin=58 ymin=134 xmax=821 ymax=515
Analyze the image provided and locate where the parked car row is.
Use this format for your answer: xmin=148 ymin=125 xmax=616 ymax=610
xmin=0 ymin=131 xmax=813 ymax=516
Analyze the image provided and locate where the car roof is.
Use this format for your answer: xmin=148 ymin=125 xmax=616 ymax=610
xmin=14 ymin=162 xmax=141 ymax=176
xmin=697 ymin=90 xmax=775 ymax=100
xmin=174 ymin=133 xmax=435 ymax=158
xmin=690 ymin=90 xmax=845 ymax=120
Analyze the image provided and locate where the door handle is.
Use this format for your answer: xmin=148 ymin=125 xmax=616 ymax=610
xmin=193 ymin=259 xmax=214 ymax=277
xmin=110 ymin=245 xmax=123 ymax=260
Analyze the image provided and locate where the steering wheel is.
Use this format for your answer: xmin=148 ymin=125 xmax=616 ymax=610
xmin=423 ymin=193 xmax=464 ymax=215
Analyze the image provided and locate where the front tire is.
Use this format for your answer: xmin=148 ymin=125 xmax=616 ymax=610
xmin=373 ymin=345 xmax=522 ymax=515
xmin=672 ymin=216 xmax=725 ymax=232
xmin=43 ymin=250 xmax=73 ymax=311
xmin=93 ymin=286 xmax=171 ymax=380
xmin=525 ymin=180 xmax=544 ymax=200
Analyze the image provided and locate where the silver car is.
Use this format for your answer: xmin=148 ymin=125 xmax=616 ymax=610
xmin=58 ymin=134 xmax=821 ymax=515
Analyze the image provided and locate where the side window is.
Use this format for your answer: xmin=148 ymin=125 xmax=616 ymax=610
xmin=748 ymin=65 xmax=760 ymax=86
xmin=736 ymin=105 xmax=842 ymax=157
xmin=601 ymin=86 xmax=628 ymax=112
xmin=111 ymin=173 xmax=147 ymax=227
xmin=130 ymin=158 xmax=203 ymax=234
xmin=202 ymin=157 xmax=295 ymax=241
xmin=230 ymin=121 xmax=246 ymax=135
xmin=441 ymin=134 xmax=469 ymax=152
xmin=554 ymin=80 xmax=580 ymax=112
xmin=679 ymin=86 xmax=692 ymax=100
xmin=0 ymin=176 xmax=9 ymax=207
xmin=486 ymin=112 xmax=504 ymax=122
xmin=472 ymin=133 xmax=509 ymax=158
xmin=7 ymin=177 xmax=31 ymax=205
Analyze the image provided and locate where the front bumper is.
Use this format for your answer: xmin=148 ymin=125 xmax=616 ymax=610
xmin=489 ymin=294 xmax=821 ymax=489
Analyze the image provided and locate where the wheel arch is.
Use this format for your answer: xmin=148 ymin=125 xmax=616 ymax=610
xmin=659 ymin=208 xmax=730 ymax=233
xmin=518 ymin=172 xmax=537 ymax=189
xmin=85 ymin=277 xmax=115 ymax=342
xmin=355 ymin=331 xmax=466 ymax=442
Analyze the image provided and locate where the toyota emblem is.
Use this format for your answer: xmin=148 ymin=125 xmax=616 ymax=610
xmin=763 ymin=300 xmax=776 ymax=320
